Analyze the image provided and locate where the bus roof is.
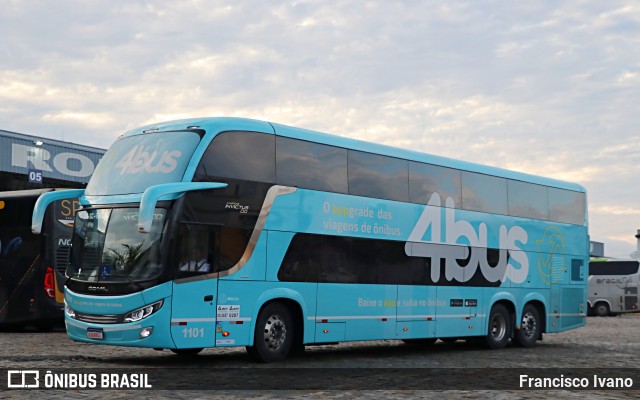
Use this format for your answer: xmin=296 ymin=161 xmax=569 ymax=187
xmin=122 ymin=116 xmax=586 ymax=193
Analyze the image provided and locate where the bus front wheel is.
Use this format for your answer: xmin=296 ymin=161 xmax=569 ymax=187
xmin=513 ymin=304 xmax=540 ymax=348
xmin=484 ymin=304 xmax=511 ymax=349
xmin=247 ymin=302 xmax=293 ymax=363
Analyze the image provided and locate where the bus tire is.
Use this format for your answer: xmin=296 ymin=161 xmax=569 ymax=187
xmin=402 ymin=338 xmax=437 ymax=346
xmin=594 ymin=302 xmax=610 ymax=317
xmin=484 ymin=304 xmax=511 ymax=349
xmin=513 ymin=304 xmax=540 ymax=348
xmin=170 ymin=348 xmax=203 ymax=356
xmin=249 ymin=302 xmax=293 ymax=363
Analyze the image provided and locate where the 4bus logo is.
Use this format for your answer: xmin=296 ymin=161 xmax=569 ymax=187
xmin=114 ymin=144 xmax=181 ymax=175
xmin=405 ymin=193 xmax=529 ymax=284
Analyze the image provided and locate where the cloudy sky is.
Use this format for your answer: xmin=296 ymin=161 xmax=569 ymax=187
xmin=1 ymin=1 xmax=639 ymax=258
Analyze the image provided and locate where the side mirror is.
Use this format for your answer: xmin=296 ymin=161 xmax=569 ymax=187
xmin=138 ymin=182 xmax=228 ymax=232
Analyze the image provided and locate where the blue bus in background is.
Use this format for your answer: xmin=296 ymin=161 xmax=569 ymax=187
xmin=32 ymin=117 xmax=589 ymax=362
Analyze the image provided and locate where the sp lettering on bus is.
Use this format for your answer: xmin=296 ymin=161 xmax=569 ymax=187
xmin=406 ymin=192 xmax=529 ymax=284
xmin=60 ymin=199 xmax=80 ymax=217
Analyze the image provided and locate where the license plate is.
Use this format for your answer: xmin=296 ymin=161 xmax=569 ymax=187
xmin=87 ymin=328 xmax=104 ymax=339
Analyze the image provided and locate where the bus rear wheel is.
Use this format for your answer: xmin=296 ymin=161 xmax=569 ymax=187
xmin=247 ymin=302 xmax=293 ymax=363
xmin=594 ymin=302 xmax=610 ymax=317
xmin=513 ymin=304 xmax=540 ymax=348
xmin=484 ymin=304 xmax=511 ymax=349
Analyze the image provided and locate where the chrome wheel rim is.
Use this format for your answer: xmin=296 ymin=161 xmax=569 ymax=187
xmin=490 ymin=313 xmax=507 ymax=341
xmin=521 ymin=312 xmax=536 ymax=339
xmin=264 ymin=314 xmax=286 ymax=350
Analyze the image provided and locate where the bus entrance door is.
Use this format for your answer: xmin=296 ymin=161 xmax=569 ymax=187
xmin=170 ymin=279 xmax=217 ymax=349
xmin=624 ymin=286 xmax=638 ymax=311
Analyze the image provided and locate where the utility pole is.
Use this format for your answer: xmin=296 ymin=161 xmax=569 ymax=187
xmin=631 ymin=229 xmax=640 ymax=259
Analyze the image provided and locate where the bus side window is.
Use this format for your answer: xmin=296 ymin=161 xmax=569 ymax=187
xmin=176 ymin=224 xmax=214 ymax=275
xmin=217 ymin=226 xmax=249 ymax=272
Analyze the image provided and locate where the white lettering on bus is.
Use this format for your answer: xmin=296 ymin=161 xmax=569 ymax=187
xmin=114 ymin=144 xmax=181 ymax=175
xmin=407 ymin=192 xmax=529 ymax=284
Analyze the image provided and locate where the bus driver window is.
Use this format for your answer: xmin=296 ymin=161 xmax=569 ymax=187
xmin=177 ymin=224 xmax=213 ymax=275
xmin=179 ymin=246 xmax=211 ymax=273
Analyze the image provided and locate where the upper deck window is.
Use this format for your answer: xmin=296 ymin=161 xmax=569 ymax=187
xmin=191 ymin=130 xmax=586 ymax=226
xmin=548 ymin=187 xmax=586 ymax=225
xmin=507 ymin=180 xmax=549 ymax=220
xmin=196 ymin=131 xmax=275 ymax=183
xmin=409 ymin=162 xmax=462 ymax=207
xmin=348 ymin=151 xmax=409 ymax=202
xmin=85 ymin=131 xmax=200 ymax=196
xmin=276 ymin=137 xmax=348 ymax=193
xmin=461 ymin=171 xmax=508 ymax=215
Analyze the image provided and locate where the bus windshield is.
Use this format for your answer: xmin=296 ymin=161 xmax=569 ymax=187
xmin=69 ymin=208 xmax=167 ymax=282
xmin=85 ymin=131 xmax=201 ymax=196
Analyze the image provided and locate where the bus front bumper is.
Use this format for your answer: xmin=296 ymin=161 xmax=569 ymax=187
xmin=64 ymin=304 xmax=175 ymax=349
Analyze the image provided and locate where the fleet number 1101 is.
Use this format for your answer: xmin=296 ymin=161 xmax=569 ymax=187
xmin=182 ymin=327 xmax=205 ymax=338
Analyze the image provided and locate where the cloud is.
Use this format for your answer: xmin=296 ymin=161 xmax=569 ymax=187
xmin=1 ymin=0 xmax=639 ymax=255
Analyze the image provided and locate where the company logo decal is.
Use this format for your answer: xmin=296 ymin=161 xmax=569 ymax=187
xmin=535 ymin=226 xmax=567 ymax=284
xmin=406 ymin=193 xmax=529 ymax=284
xmin=225 ymin=201 xmax=249 ymax=214
xmin=114 ymin=145 xmax=181 ymax=175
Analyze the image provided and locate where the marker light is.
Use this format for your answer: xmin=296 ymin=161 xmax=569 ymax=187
xmin=222 ymin=332 xmax=230 ymax=337
xmin=44 ymin=267 xmax=55 ymax=298
xmin=124 ymin=300 xmax=164 ymax=322
xmin=139 ymin=327 xmax=153 ymax=339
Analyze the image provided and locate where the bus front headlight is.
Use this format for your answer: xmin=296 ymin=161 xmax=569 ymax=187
xmin=124 ymin=300 xmax=163 ymax=322
xmin=65 ymin=300 xmax=76 ymax=319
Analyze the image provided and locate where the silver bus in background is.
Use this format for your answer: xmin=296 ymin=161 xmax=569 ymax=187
xmin=588 ymin=260 xmax=640 ymax=317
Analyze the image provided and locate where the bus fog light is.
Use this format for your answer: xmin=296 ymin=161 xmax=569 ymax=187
xmin=139 ymin=327 xmax=153 ymax=338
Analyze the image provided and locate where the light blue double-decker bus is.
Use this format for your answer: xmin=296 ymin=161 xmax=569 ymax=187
xmin=32 ymin=117 xmax=588 ymax=362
